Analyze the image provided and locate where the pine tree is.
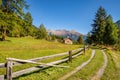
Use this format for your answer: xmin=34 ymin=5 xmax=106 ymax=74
xmin=24 ymin=12 xmax=33 ymax=36
xmin=86 ymin=32 xmax=92 ymax=44
xmin=104 ymin=15 xmax=118 ymax=45
xmin=77 ymin=35 xmax=83 ymax=44
xmin=24 ymin=12 xmax=33 ymax=25
xmin=91 ymin=6 xmax=107 ymax=44
xmin=36 ymin=24 xmax=48 ymax=39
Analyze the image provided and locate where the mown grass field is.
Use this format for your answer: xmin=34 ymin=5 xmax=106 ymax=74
xmin=101 ymin=50 xmax=120 ymax=80
xmin=67 ymin=49 xmax=104 ymax=80
xmin=0 ymin=37 xmax=81 ymax=63
xmin=14 ymin=49 xmax=92 ymax=80
xmin=0 ymin=37 xmax=120 ymax=80
xmin=0 ymin=37 xmax=81 ymax=75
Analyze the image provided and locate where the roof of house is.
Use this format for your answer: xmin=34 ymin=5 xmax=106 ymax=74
xmin=64 ymin=38 xmax=73 ymax=41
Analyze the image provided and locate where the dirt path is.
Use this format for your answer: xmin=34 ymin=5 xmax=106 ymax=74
xmin=91 ymin=50 xmax=108 ymax=80
xmin=58 ymin=50 xmax=95 ymax=80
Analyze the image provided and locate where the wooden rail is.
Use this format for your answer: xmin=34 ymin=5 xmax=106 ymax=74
xmin=0 ymin=47 xmax=87 ymax=80
xmin=0 ymin=48 xmax=82 ymax=68
xmin=12 ymin=51 xmax=84 ymax=78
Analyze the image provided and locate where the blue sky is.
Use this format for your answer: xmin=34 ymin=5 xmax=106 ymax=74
xmin=26 ymin=0 xmax=120 ymax=34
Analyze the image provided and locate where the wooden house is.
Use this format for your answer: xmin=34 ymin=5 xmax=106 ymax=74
xmin=63 ymin=38 xmax=73 ymax=44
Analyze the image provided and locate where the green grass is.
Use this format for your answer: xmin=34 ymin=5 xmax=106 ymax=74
xmin=0 ymin=37 xmax=81 ymax=75
xmin=101 ymin=50 xmax=120 ymax=80
xmin=13 ymin=49 xmax=92 ymax=80
xmin=67 ymin=49 xmax=104 ymax=80
xmin=1 ymin=37 xmax=120 ymax=80
xmin=0 ymin=37 xmax=81 ymax=62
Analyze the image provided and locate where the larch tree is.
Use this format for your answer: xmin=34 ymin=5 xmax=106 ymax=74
xmin=0 ymin=0 xmax=28 ymax=40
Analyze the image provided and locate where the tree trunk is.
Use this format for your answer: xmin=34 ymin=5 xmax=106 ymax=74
xmin=2 ymin=29 xmax=6 ymax=41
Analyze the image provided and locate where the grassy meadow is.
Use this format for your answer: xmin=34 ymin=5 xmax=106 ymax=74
xmin=0 ymin=37 xmax=120 ymax=80
xmin=0 ymin=37 xmax=81 ymax=63
xmin=0 ymin=37 xmax=81 ymax=75
xmin=14 ymin=49 xmax=92 ymax=80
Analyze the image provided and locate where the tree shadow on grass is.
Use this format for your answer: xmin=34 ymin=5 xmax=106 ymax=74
xmin=13 ymin=66 xmax=53 ymax=80
xmin=0 ymin=38 xmax=11 ymax=42
xmin=13 ymin=50 xmax=83 ymax=79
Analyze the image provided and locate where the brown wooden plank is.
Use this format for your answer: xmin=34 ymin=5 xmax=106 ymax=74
xmin=6 ymin=60 xmax=12 ymax=80
xmin=0 ymin=48 xmax=84 ymax=79
xmin=9 ymin=48 xmax=83 ymax=66
xmin=0 ymin=63 xmax=6 ymax=68
xmin=12 ymin=51 xmax=83 ymax=78
xmin=69 ymin=51 xmax=72 ymax=63
xmin=7 ymin=58 xmax=69 ymax=68
xmin=0 ymin=75 xmax=5 ymax=80
xmin=0 ymin=48 xmax=82 ymax=68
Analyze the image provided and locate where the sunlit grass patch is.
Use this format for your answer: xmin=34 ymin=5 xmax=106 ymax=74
xmin=0 ymin=37 xmax=80 ymax=75
xmin=67 ymin=49 xmax=104 ymax=80
xmin=14 ymin=49 xmax=92 ymax=80
xmin=101 ymin=50 xmax=120 ymax=80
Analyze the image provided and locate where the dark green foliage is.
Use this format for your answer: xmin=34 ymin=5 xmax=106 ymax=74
xmin=2 ymin=0 xmax=29 ymax=16
xmin=89 ymin=6 xmax=119 ymax=46
xmin=115 ymin=22 xmax=120 ymax=50
xmin=0 ymin=0 xmax=29 ymax=40
xmin=0 ymin=0 xmax=37 ymax=40
xmin=51 ymin=35 xmax=56 ymax=41
xmin=91 ymin=6 xmax=107 ymax=44
xmin=103 ymin=15 xmax=118 ymax=45
xmin=23 ymin=12 xmax=34 ymax=36
xmin=24 ymin=12 xmax=33 ymax=25
xmin=0 ymin=0 xmax=2 ymax=6
xmin=77 ymin=35 xmax=83 ymax=44
xmin=36 ymin=24 xmax=48 ymax=39
xmin=86 ymin=32 xmax=92 ymax=44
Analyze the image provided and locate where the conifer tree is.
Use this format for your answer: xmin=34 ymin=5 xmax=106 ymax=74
xmin=36 ymin=24 xmax=48 ymax=39
xmin=77 ymin=35 xmax=83 ymax=44
xmin=91 ymin=6 xmax=107 ymax=44
xmin=104 ymin=15 xmax=118 ymax=45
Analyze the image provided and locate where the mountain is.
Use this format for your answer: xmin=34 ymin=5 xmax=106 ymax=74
xmin=47 ymin=29 xmax=83 ymax=41
xmin=116 ymin=20 xmax=120 ymax=28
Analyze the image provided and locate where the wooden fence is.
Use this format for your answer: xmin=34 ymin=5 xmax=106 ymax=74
xmin=0 ymin=47 xmax=86 ymax=80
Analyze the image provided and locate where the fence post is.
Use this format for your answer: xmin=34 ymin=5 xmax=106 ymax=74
xmin=69 ymin=50 xmax=72 ymax=63
xmin=84 ymin=45 xmax=86 ymax=54
xmin=6 ymin=59 xmax=12 ymax=80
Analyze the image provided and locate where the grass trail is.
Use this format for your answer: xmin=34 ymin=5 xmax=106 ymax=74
xmin=67 ymin=49 xmax=104 ymax=80
xmin=13 ymin=49 xmax=92 ymax=80
xmin=58 ymin=50 xmax=95 ymax=80
xmin=101 ymin=50 xmax=120 ymax=80
xmin=91 ymin=50 xmax=108 ymax=80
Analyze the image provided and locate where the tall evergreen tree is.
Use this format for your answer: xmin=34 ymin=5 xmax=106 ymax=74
xmin=86 ymin=32 xmax=92 ymax=44
xmin=36 ymin=24 xmax=48 ymax=39
xmin=103 ymin=15 xmax=118 ymax=45
xmin=77 ymin=35 xmax=83 ymax=44
xmin=24 ymin=12 xmax=32 ymax=25
xmin=24 ymin=12 xmax=33 ymax=36
xmin=91 ymin=6 xmax=107 ymax=44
